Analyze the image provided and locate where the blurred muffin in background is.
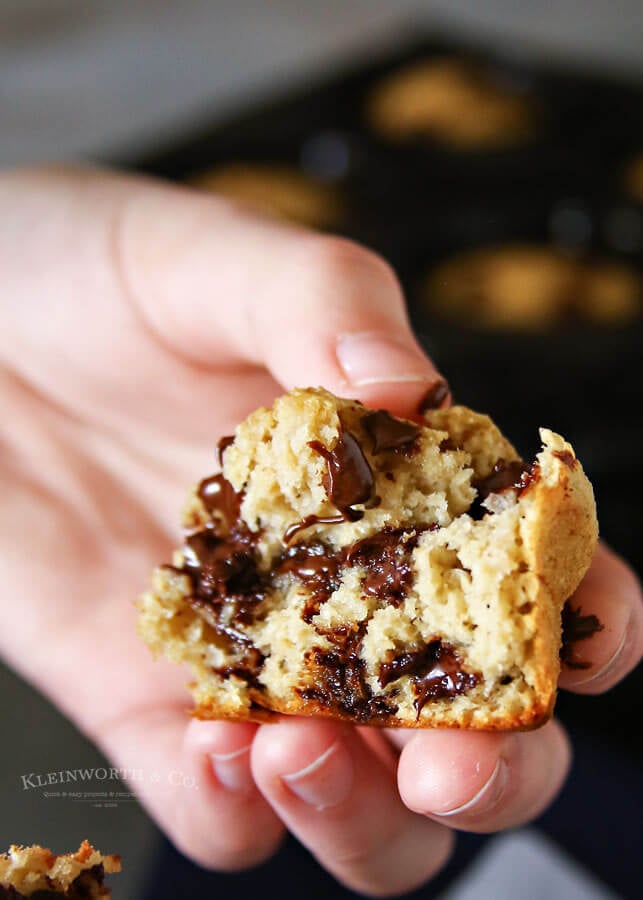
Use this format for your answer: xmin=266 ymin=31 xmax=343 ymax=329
xmin=0 ymin=841 xmax=120 ymax=898
xmin=583 ymin=260 xmax=642 ymax=323
xmin=366 ymin=58 xmax=538 ymax=149
xmin=624 ymin=152 xmax=643 ymax=204
xmin=191 ymin=163 xmax=342 ymax=228
xmin=422 ymin=245 xmax=641 ymax=330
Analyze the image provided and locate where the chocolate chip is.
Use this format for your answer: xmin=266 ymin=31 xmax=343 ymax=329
xmin=378 ymin=642 xmax=479 ymax=707
xmin=560 ymin=601 xmax=604 ymax=669
xmin=362 ymin=410 xmax=420 ymax=455
xmin=418 ymin=379 xmax=450 ymax=413
xmin=475 ymin=459 xmax=531 ymax=500
xmin=470 ymin=458 xmax=539 ymax=519
xmin=410 ymin=644 xmax=480 ymax=716
xmin=183 ymin=531 xmax=263 ymax=606
xmin=274 ymin=541 xmax=342 ymax=622
xmin=197 ymin=474 xmax=242 ymax=527
xmin=300 ymin=642 xmax=398 ymax=723
xmin=346 ymin=526 xmax=434 ymax=606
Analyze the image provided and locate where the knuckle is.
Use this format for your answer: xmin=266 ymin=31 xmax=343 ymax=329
xmin=302 ymin=235 xmax=402 ymax=299
xmin=328 ymin=821 xmax=453 ymax=896
xmin=210 ymin=834 xmax=282 ymax=873
xmin=331 ymin=847 xmax=426 ymax=899
xmin=330 ymin=830 xmax=393 ymax=877
xmin=172 ymin=822 xmax=281 ymax=873
xmin=332 ymin=842 xmax=380 ymax=872
xmin=166 ymin=790 xmax=281 ymax=872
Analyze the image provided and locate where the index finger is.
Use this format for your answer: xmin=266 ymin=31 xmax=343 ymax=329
xmin=115 ymin=175 xmax=447 ymax=416
xmin=0 ymin=167 xmax=447 ymax=432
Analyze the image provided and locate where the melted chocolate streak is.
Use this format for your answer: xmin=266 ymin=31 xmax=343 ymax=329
xmin=309 ymin=426 xmax=377 ymax=518
xmin=287 ymin=413 xmax=420 ymax=541
xmin=283 ymin=423 xmax=379 ymax=542
xmin=217 ymin=434 xmax=235 ymax=467
xmin=176 ymin=413 xmax=496 ymax=717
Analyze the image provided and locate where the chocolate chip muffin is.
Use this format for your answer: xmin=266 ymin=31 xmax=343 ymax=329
xmin=423 ymin=245 xmax=641 ymax=329
xmin=0 ymin=842 xmax=120 ymax=899
xmin=191 ymin=163 xmax=341 ymax=229
xmin=366 ymin=58 xmax=537 ymax=149
xmin=139 ymin=388 xmax=597 ymax=730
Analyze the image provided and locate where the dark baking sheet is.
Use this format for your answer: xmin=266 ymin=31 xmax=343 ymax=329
xmin=128 ymin=30 xmax=643 ymax=755
xmin=131 ymin=32 xmax=643 ymax=256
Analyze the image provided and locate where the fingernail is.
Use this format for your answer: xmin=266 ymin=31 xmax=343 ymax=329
xmin=211 ymin=745 xmax=254 ymax=794
xmin=282 ymin=740 xmax=354 ymax=810
xmin=336 ymin=332 xmax=437 ymax=387
xmin=418 ymin=379 xmax=451 ymax=412
xmin=432 ymin=757 xmax=509 ymax=818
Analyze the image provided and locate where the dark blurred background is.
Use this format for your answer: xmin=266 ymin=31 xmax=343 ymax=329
xmin=1 ymin=2 xmax=642 ymax=898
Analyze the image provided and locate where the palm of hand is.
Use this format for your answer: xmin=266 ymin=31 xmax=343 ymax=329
xmin=0 ymin=255 xmax=292 ymax=859
xmin=1 ymin=323 xmax=281 ymax=731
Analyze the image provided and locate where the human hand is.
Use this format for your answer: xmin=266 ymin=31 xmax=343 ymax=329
xmin=1 ymin=167 xmax=641 ymax=895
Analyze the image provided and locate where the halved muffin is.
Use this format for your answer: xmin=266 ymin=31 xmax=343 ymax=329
xmin=139 ymin=388 xmax=597 ymax=730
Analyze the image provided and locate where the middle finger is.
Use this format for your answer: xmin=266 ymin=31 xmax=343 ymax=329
xmin=251 ymin=718 xmax=453 ymax=897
